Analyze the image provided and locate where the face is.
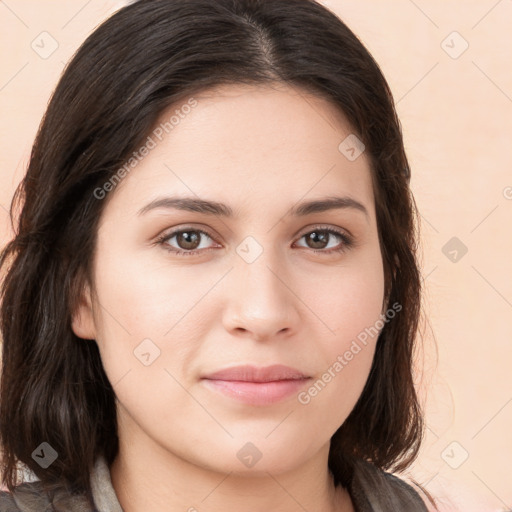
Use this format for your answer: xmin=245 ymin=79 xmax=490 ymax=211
xmin=72 ymin=83 xmax=386 ymax=476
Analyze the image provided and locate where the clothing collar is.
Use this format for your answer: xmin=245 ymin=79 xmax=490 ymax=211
xmin=90 ymin=456 xmax=123 ymax=512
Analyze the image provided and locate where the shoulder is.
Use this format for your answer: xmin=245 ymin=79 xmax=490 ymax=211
xmin=0 ymin=481 xmax=51 ymax=512
xmin=0 ymin=480 xmax=95 ymax=512
xmin=349 ymin=458 xmax=431 ymax=511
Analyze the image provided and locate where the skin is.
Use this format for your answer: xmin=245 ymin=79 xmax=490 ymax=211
xmin=72 ymin=82 xmax=386 ymax=512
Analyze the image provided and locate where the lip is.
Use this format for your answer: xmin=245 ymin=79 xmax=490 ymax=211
xmin=202 ymin=364 xmax=309 ymax=382
xmin=201 ymin=364 xmax=311 ymax=406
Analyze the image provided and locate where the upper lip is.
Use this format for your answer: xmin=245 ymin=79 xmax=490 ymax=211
xmin=202 ymin=364 xmax=310 ymax=382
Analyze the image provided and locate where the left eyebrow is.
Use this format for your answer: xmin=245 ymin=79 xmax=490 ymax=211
xmin=137 ymin=195 xmax=369 ymax=222
xmin=289 ymin=196 xmax=369 ymax=222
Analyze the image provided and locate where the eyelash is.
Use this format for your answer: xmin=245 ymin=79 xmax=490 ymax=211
xmin=155 ymin=225 xmax=354 ymax=257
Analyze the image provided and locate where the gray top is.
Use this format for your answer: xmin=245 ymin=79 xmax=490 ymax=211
xmin=0 ymin=455 xmax=428 ymax=511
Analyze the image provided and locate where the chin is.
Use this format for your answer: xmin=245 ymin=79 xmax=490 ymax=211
xmin=195 ymin=439 xmax=313 ymax=477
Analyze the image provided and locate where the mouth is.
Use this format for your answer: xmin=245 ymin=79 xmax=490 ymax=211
xmin=200 ymin=364 xmax=311 ymax=406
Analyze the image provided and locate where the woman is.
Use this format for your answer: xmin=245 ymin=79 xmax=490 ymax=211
xmin=0 ymin=0 xmax=435 ymax=510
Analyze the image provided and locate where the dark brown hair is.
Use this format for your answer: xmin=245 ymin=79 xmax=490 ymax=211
xmin=1 ymin=0 xmax=425 ymax=501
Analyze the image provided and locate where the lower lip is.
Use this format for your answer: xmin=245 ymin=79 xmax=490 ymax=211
xmin=201 ymin=378 xmax=311 ymax=406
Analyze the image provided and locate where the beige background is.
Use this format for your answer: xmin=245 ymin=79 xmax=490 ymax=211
xmin=1 ymin=1 xmax=511 ymax=510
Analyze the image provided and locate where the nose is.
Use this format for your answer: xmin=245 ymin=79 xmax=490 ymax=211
xmin=221 ymin=249 xmax=301 ymax=342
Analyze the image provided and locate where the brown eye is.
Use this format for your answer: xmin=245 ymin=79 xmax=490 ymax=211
xmin=157 ymin=228 xmax=217 ymax=256
xmin=174 ymin=231 xmax=202 ymax=250
xmin=295 ymin=227 xmax=353 ymax=254
xmin=304 ymin=230 xmax=330 ymax=249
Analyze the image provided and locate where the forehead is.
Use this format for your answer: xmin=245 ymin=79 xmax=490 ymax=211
xmin=104 ymin=82 xmax=375 ymax=221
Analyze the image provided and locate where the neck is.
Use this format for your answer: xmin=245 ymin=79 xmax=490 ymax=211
xmin=110 ymin=431 xmax=353 ymax=512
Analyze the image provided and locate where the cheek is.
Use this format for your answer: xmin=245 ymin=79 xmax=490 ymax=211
xmin=89 ymin=246 xmax=211 ymax=388
xmin=307 ymin=249 xmax=385 ymax=347
xmin=296 ymin=290 xmax=383 ymax=433
xmin=295 ymin=342 xmax=375 ymax=450
xmin=292 ymin=249 xmax=385 ymax=421
xmin=92 ymin=243 xmax=207 ymax=338
xmin=88 ymin=254 xmax=205 ymax=432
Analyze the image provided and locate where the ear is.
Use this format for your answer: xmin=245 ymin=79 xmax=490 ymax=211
xmin=71 ymin=281 xmax=96 ymax=340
